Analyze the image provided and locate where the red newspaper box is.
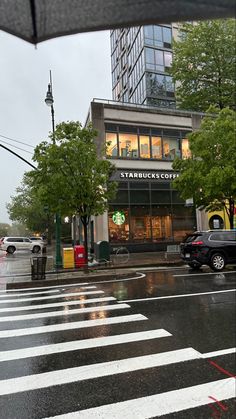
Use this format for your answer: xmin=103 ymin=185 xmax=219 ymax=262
xmin=74 ymin=245 xmax=86 ymax=267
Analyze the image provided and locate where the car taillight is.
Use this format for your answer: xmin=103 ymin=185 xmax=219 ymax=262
xmin=192 ymin=241 xmax=203 ymax=245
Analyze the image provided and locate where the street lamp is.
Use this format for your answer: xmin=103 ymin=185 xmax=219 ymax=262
xmin=45 ymin=70 xmax=62 ymax=268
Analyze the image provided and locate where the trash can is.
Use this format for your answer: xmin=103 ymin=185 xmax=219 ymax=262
xmin=63 ymin=248 xmax=74 ymax=268
xmin=74 ymin=245 xmax=86 ymax=267
xmin=31 ymin=256 xmax=47 ymax=280
xmin=94 ymin=241 xmax=110 ymax=262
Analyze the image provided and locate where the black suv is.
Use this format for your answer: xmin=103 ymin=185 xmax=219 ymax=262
xmin=180 ymin=230 xmax=236 ymax=271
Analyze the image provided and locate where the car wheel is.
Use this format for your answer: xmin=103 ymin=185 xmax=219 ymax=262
xmin=210 ymin=253 xmax=226 ymax=271
xmin=7 ymin=246 xmax=16 ymax=254
xmin=188 ymin=262 xmax=201 ymax=270
xmin=32 ymin=245 xmax=41 ymax=254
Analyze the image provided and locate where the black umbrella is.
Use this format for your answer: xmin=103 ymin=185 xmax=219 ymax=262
xmin=0 ymin=0 xmax=235 ymax=45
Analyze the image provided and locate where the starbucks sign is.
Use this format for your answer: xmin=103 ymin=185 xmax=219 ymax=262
xmin=112 ymin=211 xmax=125 ymax=225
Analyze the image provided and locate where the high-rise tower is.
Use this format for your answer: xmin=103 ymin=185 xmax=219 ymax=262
xmin=110 ymin=24 xmax=179 ymax=108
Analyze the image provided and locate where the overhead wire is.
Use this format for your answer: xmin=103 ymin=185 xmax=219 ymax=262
xmin=0 ymin=133 xmax=35 ymax=148
xmin=0 ymin=139 xmax=34 ymax=155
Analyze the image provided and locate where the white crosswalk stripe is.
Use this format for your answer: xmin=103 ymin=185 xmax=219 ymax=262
xmin=0 ymin=296 xmax=116 ymax=312
xmin=0 ymin=348 xmax=203 ymax=395
xmin=43 ymin=378 xmax=235 ymax=419
xmin=0 ymin=303 xmax=130 ymax=323
xmin=0 ymin=329 xmax=172 ymax=362
xmin=0 ymin=289 xmax=104 ymax=304
xmin=0 ymin=313 xmax=147 ymax=338
xmin=0 ymin=280 xmax=234 ymax=419
xmin=0 ymin=286 xmax=97 ymax=298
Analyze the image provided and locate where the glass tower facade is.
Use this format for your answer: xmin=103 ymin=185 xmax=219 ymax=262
xmin=110 ymin=25 xmax=177 ymax=108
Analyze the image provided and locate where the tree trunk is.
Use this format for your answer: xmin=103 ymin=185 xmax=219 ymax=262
xmin=81 ymin=215 xmax=90 ymax=272
xmin=229 ymin=198 xmax=235 ymax=230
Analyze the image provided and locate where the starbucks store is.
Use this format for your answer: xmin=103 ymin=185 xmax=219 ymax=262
xmin=107 ymin=169 xmax=196 ymax=252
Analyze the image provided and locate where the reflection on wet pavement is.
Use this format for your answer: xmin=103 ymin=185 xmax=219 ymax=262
xmin=102 ymin=270 xmax=236 ymax=301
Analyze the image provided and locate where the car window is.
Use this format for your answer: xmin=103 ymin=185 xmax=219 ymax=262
xmin=184 ymin=234 xmax=202 ymax=243
xmin=24 ymin=238 xmax=31 ymax=243
xmin=7 ymin=237 xmax=24 ymax=242
xmin=210 ymin=232 xmax=236 ymax=241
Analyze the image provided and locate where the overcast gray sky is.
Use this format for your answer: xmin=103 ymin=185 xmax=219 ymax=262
xmin=0 ymin=30 xmax=112 ymax=224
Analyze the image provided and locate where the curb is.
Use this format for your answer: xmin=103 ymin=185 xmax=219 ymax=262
xmin=4 ymin=270 xmax=141 ymax=289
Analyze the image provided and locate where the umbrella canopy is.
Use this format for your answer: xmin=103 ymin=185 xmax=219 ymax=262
xmin=0 ymin=0 xmax=235 ymax=45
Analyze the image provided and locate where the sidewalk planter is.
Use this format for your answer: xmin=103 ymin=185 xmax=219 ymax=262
xmin=74 ymin=245 xmax=86 ymax=267
xmin=63 ymin=248 xmax=74 ymax=269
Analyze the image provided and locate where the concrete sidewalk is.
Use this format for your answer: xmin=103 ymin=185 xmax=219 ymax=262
xmin=0 ymin=250 xmax=183 ymax=289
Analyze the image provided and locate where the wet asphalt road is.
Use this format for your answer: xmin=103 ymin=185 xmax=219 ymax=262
xmin=0 ymin=262 xmax=235 ymax=418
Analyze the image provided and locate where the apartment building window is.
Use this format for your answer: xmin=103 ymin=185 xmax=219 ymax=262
xmin=151 ymin=136 xmax=162 ymax=159
xmin=145 ymin=48 xmax=173 ymax=72
xmin=106 ymin=133 xmax=118 ymax=157
xmin=181 ymin=138 xmax=191 ymax=158
xmin=163 ymin=137 xmax=181 ymax=160
xmin=105 ymin=125 xmax=190 ymax=161
xmin=119 ymin=133 xmax=138 ymax=157
xmin=144 ymin=25 xmax=172 ymax=48
xmin=139 ymin=135 xmax=150 ymax=158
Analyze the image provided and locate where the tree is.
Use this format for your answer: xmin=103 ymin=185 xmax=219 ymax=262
xmin=7 ymin=174 xmax=54 ymax=240
xmin=172 ymin=108 xmax=236 ymax=229
xmin=171 ymin=19 xmax=235 ymax=111
xmin=29 ymin=121 xmax=117 ymax=263
xmin=0 ymin=223 xmax=10 ymax=237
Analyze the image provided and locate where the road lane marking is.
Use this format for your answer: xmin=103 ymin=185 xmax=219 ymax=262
xmin=0 ymin=289 xmax=60 ymax=298
xmin=42 ymin=378 xmax=235 ymax=419
xmin=202 ymin=348 xmax=236 ymax=358
xmin=0 ymin=282 xmax=90 ymax=293
xmin=0 ymin=329 xmax=171 ymax=362
xmin=174 ymin=270 xmax=236 ymax=277
xmin=0 ymin=290 xmax=104 ymax=304
xmin=0 ymin=303 xmax=130 ymax=323
xmin=118 ymin=288 xmax=236 ymax=303
xmin=0 ymin=296 xmax=116 ymax=313
xmin=0 ymin=313 xmax=147 ymax=338
xmin=0 ymin=286 xmax=97 ymax=299
xmin=84 ymin=272 xmax=146 ymax=285
xmin=0 ymin=348 xmax=201 ymax=395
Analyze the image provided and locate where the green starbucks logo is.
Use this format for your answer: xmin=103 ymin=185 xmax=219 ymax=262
xmin=112 ymin=211 xmax=125 ymax=225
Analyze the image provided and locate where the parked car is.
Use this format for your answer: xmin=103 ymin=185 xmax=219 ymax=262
xmin=0 ymin=237 xmax=43 ymax=254
xmin=180 ymin=230 xmax=236 ymax=271
xmin=29 ymin=236 xmax=47 ymax=245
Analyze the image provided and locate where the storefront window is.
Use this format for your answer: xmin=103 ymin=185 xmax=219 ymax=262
xmin=139 ymin=135 xmax=150 ymax=158
xmin=151 ymin=205 xmax=172 ymax=240
xmin=151 ymin=136 xmax=162 ymax=158
xmin=172 ymin=205 xmax=196 ymax=241
xmin=130 ymin=206 xmax=151 ymax=241
xmin=151 ymin=216 xmax=172 ymax=241
xmin=106 ymin=133 xmax=118 ymax=157
xmin=163 ymin=137 xmax=180 ymax=160
xmin=119 ymin=133 xmax=138 ymax=158
xmin=108 ymin=208 xmax=130 ymax=242
xmin=181 ymin=138 xmax=191 ymax=159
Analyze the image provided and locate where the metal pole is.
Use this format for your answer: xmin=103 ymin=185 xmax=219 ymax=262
xmin=48 ymin=71 xmax=62 ymax=268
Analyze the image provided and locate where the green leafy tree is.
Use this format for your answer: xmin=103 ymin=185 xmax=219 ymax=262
xmin=0 ymin=223 xmax=10 ymax=237
xmin=173 ymin=108 xmax=236 ymax=229
xmin=7 ymin=175 xmax=54 ymax=240
xmin=29 ymin=121 xmax=117 ymax=262
xmin=171 ymin=19 xmax=235 ymax=111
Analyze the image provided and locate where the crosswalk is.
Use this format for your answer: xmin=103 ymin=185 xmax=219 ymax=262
xmin=0 ymin=280 xmax=235 ymax=419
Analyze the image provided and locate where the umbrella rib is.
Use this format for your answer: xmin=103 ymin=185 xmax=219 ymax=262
xmin=29 ymin=0 xmax=38 ymax=43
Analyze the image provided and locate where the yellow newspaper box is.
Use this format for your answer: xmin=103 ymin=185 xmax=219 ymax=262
xmin=63 ymin=247 xmax=74 ymax=268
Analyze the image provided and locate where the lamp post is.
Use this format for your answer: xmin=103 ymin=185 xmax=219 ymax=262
xmin=45 ymin=71 xmax=62 ymax=268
